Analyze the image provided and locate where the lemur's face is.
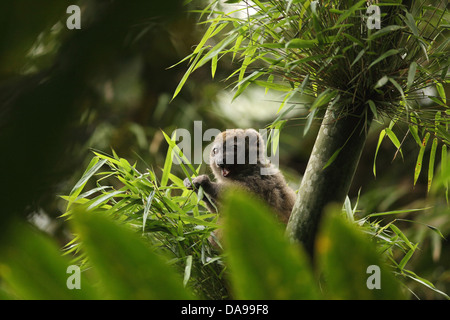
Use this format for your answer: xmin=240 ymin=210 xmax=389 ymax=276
xmin=210 ymin=129 xmax=266 ymax=180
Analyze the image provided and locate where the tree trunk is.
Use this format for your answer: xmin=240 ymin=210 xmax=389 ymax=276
xmin=286 ymin=106 xmax=372 ymax=258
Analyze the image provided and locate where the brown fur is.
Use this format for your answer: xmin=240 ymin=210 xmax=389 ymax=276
xmin=184 ymin=129 xmax=296 ymax=224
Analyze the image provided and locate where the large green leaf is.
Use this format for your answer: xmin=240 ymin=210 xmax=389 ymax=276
xmin=71 ymin=209 xmax=194 ymax=299
xmin=316 ymin=206 xmax=406 ymax=299
xmin=0 ymin=221 xmax=97 ymax=299
xmin=222 ymin=190 xmax=320 ymax=299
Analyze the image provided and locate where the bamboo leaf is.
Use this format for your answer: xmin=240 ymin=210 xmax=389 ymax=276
xmin=211 ymin=54 xmax=218 ymax=79
xmin=67 ymin=158 xmax=107 ymax=210
xmin=304 ymin=108 xmax=317 ymax=137
xmin=323 ymin=146 xmax=344 ymax=170
xmin=286 ymin=38 xmax=318 ymax=49
xmin=398 ymin=244 xmax=418 ymax=271
xmin=365 ymin=207 xmax=429 ymax=218
xmin=407 ymin=62 xmax=417 ymax=89
xmin=409 ymin=124 xmax=422 ymax=147
xmin=350 ymin=49 xmax=365 ymax=67
xmin=335 ymin=0 xmax=366 ymax=25
xmin=194 ymin=33 xmax=238 ymax=72
xmin=385 ymin=128 xmax=404 ymax=160
xmin=161 ymin=130 xmax=198 ymax=182
xmin=172 ymin=47 xmax=205 ymax=100
xmin=403 ymin=270 xmax=450 ymax=300
xmin=373 ymin=129 xmax=386 ymax=177
xmin=414 ymin=132 xmax=430 ymax=186
xmin=367 ymin=100 xmax=378 ymax=119
xmin=389 ymin=77 xmax=406 ymax=105
xmin=367 ymin=25 xmax=403 ymax=41
xmin=142 ymin=190 xmax=156 ymax=231
xmin=390 ymin=224 xmax=414 ymax=250
xmin=183 ymin=255 xmax=193 ymax=287
xmin=87 ymin=190 xmax=125 ymax=210
xmin=310 ymin=89 xmax=336 ymax=111
xmin=238 ymin=48 xmax=256 ymax=85
xmin=428 ymin=138 xmax=438 ymax=192
xmin=369 ymin=49 xmax=399 ymax=69
xmin=441 ymin=145 xmax=449 ymax=203
xmin=253 ymin=80 xmax=292 ymax=92
xmin=374 ymin=75 xmax=389 ymax=89
xmin=404 ymin=12 xmax=419 ymax=37
xmin=435 ymin=83 xmax=446 ymax=104
xmin=161 ymin=131 xmax=176 ymax=187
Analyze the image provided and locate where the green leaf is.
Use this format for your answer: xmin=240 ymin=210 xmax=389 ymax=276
xmin=253 ymin=80 xmax=292 ymax=92
xmin=317 ymin=206 xmax=405 ymax=299
xmin=374 ymin=75 xmax=389 ymax=89
xmin=71 ymin=209 xmax=194 ymax=299
xmin=367 ymin=100 xmax=378 ymax=119
xmin=310 ymin=89 xmax=336 ymax=111
xmin=344 ymin=196 xmax=354 ymax=222
xmin=414 ymin=132 xmax=430 ymax=186
xmin=286 ymin=38 xmax=318 ymax=49
xmin=435 ymin=82 xmax=446 ymax=104
xmin=165 ymin=213 xmax=218 ymax=228
xmin=68 ymin=157 xmax=107 ymax=207
xmin=183 ymin=255 xmax=193 ymax=287
xmin=368 ymin=49 xmax=399 ymax=69
xmin=172 ymin=47 xmax=205 ymax=100
xmin=161 ymin=131 xmax=176 ymax=187
xmin=161 ymin=130 xmax=198 ymax=182
xmin=367 ymin=25 xmax=403 ymax=41
xmin=193 ymin=20 xmax=223 ymax=56
xmin=428 ymin=137 xmax=438 ymax=192
xmin=335 ymin=0 xmax=367 ymax=25
xmin=404 ymin=12 xmax=419 ymax=37
xmin=389 ymin=77 xmax=407 ymax=105
xmin=398 ymin=244 xmax=418 ymax=271
xmin=304 ymin=108 xmax=317 ymax=137
xmin=441 ymin=145 xmax=449 ymax=203
xmin=403 ymin=270 xmax=450 ymax=300
xmin=351 ymin=49 xmax=365 ymax=67
xmin=389 ymin=224 xmax=415 ymax=251
xmin=142 ymin=190 xmax=156 ymax=231
xmin=86 ymin=190 xmax=125 ymax=210
xmin=0 ymin=222 xmax=97 ymax=299
xmin=238 ymin=47 xmax=256 ymax=85
xmin=373 ymin=129 xmax=386 ymax=177
xmin=407 ymin=62 xmax=417 ymax=89
xmin=385 ymin=128 xmax=404 ymax=160
xmin=323 ymin=146 xmax=344 ymax=170
xmin=409 ymin=124 xmax=422 ymax=147
xmin=211 ymin=54 xmax=218 ymax=79
xmin=194 ymin=33 xmax=238 ymax=72
xmin=365 ymin=208 xmax=429 ymax=219
xmin=223 ymin=190 xmax=320 ymax=299
xmin=343 ymin=33 xmax=364 ymax=47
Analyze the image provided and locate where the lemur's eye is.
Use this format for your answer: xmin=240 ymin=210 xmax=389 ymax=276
xmin=212 ymin=147 xmax=218 ymax=155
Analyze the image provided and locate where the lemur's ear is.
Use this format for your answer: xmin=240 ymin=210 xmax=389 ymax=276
xmin=245 ymin=128 xmax=268 ymax=164
xmin=245 ymin=129 xmax=263 ymax=142
xmin=246 ymin=128 xmax=265 ymax=144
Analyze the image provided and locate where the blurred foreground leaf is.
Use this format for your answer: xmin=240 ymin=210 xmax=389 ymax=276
xmin=223 ymin=190 xmax=320 ymax=299
xmin=316 ymin=206 xmax=406 ymax=299
xmin=71 ymin=209 xmax=194 ymax=299
xmin=0 ymin=221 xmax=96 ymax=299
